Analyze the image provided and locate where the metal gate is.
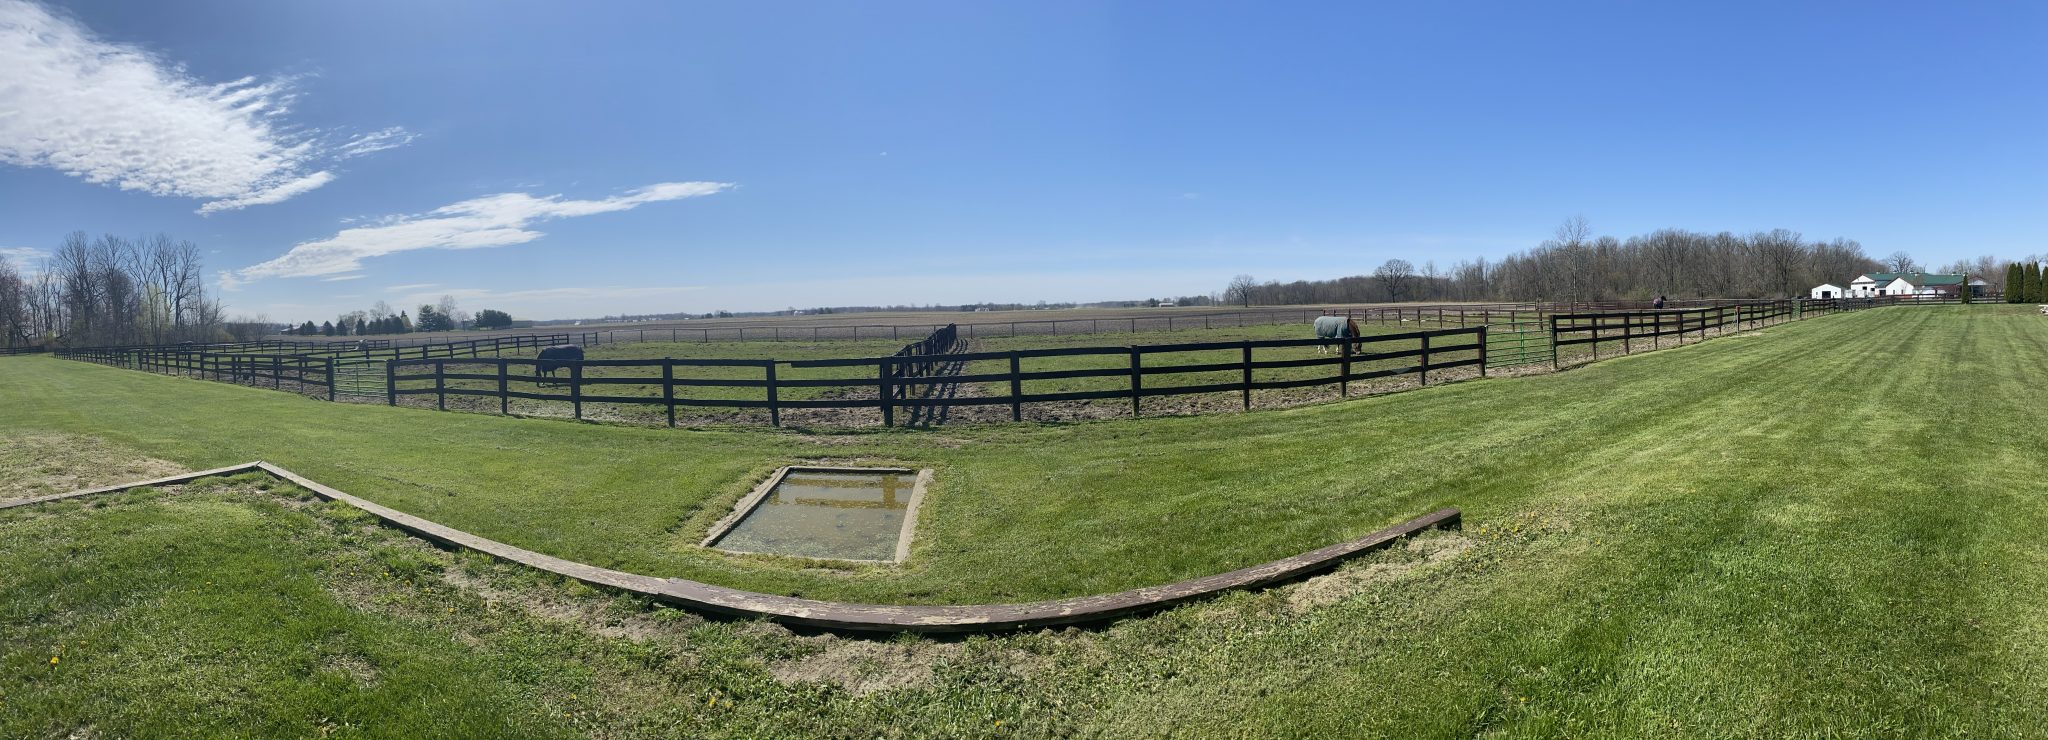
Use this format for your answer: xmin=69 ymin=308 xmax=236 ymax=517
xmin=1484 ymin=320 xmax=1550 ymax=370
xmin=331 ymin=359 xmax=388 ymax=400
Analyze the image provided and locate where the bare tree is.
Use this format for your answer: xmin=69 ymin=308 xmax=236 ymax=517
xmin=1884 ymin=251 xmax=1917 ymax=273
xmin=1373 ymin=259 xmax=1417 ymax=302
xmin=1749 ymin=229 xmax=1805 ymax=297
xmin=1555 ymin=215 xmax=1592 ymax=246
xmin=0 ymin=256 xmax=26 ymax=346
xmin=435 ymin=294 xmax=470 ymax=329
xmin=1225 ymin=274 xmax=1258 ymax=306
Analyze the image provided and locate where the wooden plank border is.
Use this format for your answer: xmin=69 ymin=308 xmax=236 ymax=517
xmin=1 ymin=463 xmax=1459 ymax=633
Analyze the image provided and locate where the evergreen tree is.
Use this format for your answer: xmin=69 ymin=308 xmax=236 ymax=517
xmin=321 ymin=321 xmax=334 ymax=336
xmin=299 ymin=320 xmax=317 ymax=335
xmin=2007 ymin=264 xmax=2021 ymax=303
xmin=355 ymin=318 xmax=367 ymax=335
xmin=2030 ymin=263 xmax=2044 ymax=303
xmin=474 ymin=309 xmax=513 ymax=329
xmin=399 ymin=311 xmax=413 ymax=333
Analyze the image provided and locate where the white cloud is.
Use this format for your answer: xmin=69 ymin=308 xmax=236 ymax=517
xmin=385 ymin=283 xmax=438 ymax=292
xmin=319 ymin=274 xmax=366 ymax=282
xmin=0 ymin=0 xmax=411 ymax=213
xmin=0 ymin=246 xmax=49 ymax=263
xmin=221 ymin=181 xmax=733 ymax=286
xmin=336 ymin=127 xmax=418 ymax=158
xmin=391 ymin=285 xmax=702 ymax=306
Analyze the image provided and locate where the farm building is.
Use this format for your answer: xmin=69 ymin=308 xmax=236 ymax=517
xmin=1844 ymin=272 xmax=1976 ymax=297
xmin=1810 ymin=283 xmax=1843 ymax=299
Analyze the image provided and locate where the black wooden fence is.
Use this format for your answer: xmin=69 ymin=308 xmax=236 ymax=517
xmin=385 ymin=325 xmax=1486 ymax=427
xmin=1543 ymin=297 xmax=1905 ymax=368
xmin=50 ymin=295 xmax=1986 ymax=429
xmin=55 ymin=332 xmax=597 ymax=399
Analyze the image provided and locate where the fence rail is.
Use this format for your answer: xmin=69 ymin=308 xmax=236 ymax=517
xmin=50 ymin=295 xmax=1983 ymax=428
xmin=382 ymin=325 xmax=1484 ymax=427
xmin=53 ymin=332 xmax=596 ymax=399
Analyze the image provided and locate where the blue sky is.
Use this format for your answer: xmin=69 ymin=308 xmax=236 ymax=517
xmin=1 ymin=0 xmax=2043 ymax=320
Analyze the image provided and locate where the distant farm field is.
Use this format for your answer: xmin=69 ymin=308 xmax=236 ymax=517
xmin=8 ymin=305 xmax=2048 ymax=736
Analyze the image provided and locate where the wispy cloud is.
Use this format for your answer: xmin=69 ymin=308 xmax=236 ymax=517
xmin=391 ymin=285 xmax=702 ymax=305
xmin=319 ymin=274 xmax=366 ymax=282
xmin=221 ymin=181 xmax=733 ymax=287
xmin=336 ymin=127 xmax=418 ymax=159
xmin=385 ymin=283 xmax=439 ymax=292
xmin=0 ymin=0 xmax=412 ymax=214
xmin=0 ymin=246 xmax=49 ymax=263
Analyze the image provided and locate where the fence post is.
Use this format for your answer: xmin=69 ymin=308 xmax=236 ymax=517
xmin=765 ymin=362 xmax=781 ymax=427
xmin=499 ymin=360 xmax=510 ymax=415
xmin=435 ymin=360 xmax=446 ymax=410
xmin=663 ymin=361 xmax=675 ymax=428
xmin=272 ymin=356 xmax=281 ymax=389
xmin=1548 ymin=315 xmax=1559 ymax=370
xmin=1129 ymin=347 xmax=1142 ymax=417
xmin=386 ymin=360 xmax=396 ymax=406
xmin=1478 ymin=326 xmax=1490 ymax=377
xmin=1420 ymin=334 xmax=1431 ymax=385
xmin=571 ymin=364 xmax=583 ymax=420
xmin=879 ymin=360 xmax=894 ymax=427
xmin=327 ymin=358 xmax=337 ymax=401
xmin=1340 ymin=336 xmax=1351 ymax=397
xmin=1242 ymin=342 xmax=1253 ymax=411
xmin=1009 ymin=352 xmax=1023 ymax=422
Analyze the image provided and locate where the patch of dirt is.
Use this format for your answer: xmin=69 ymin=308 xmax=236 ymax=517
xmin=319 ymin=650 xmax=381 ymax=688
xmin=1286 ymin=531 xmax=1475 ymax=612
xmin=767 ymin=637 xmax=965 ymax=696
xmin=0 ymin=434 xmax=186 ymax=500
xmin=438 ymin=568 xmax=679 ymax=641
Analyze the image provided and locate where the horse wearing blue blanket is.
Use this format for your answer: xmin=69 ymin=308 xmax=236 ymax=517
xmin=1312 ymin=315 xmax=1362 ymax=354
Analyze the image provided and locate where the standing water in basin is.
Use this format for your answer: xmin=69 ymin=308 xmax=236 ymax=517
xmin=709 ymin=469 xmax=921 ymax=562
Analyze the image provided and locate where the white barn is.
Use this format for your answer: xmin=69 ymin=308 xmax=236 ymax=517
xmin=1846 ymin=273 xmax=1888 ymax=297
xmin=1842 ymin=272 xmax=1971 ymax=298
xmin=1809 ymin=283 xmax=1843 ymax=299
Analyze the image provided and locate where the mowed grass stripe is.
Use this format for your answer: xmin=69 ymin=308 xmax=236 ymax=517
xmin=8 ymin=306 xmax=2048 ymax=734
xmin=0 ymin=307 xmax=2026 ymax=606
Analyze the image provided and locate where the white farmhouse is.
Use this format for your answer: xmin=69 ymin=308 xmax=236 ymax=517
xmin=1809 ymin=283 xmax=1843 ymax=299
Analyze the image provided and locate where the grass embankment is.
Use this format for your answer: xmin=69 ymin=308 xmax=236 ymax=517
xmin=5 ymin=305 xmax=2048 ymax=734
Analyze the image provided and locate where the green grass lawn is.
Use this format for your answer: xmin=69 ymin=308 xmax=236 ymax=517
xmin=6 ymin=304 xmax=2048 ymax=735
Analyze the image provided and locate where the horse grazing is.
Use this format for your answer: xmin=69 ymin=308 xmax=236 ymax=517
xmin=1312 ymin=315 xmax=1362 ymax=354
xmin=535 ymin=344 xmax=584 ymax=384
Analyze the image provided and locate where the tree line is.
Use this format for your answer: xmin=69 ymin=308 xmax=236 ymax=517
xmin=1222 ymin=220 xmax=2018 ymax=306
xmin=0 ymin=232 xmax=259 ymax=348
xmin=286 ymin=298 xmax=514 ymax=337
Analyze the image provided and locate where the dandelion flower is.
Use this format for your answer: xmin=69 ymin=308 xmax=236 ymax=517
xmin=49 ymin=657 xmax=59 ymax=665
